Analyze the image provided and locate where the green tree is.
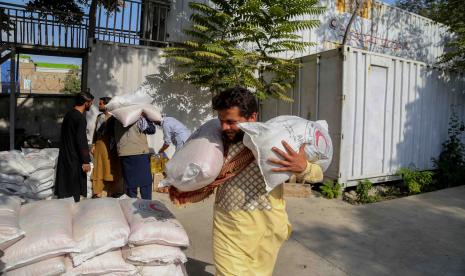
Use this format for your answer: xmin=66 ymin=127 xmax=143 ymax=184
xmin=0 ymin=8 xmax=13 ymax=33
xmin=61 ymin=69 xmax=82 ymax=94
xmin=432 ymin=110 xmax=465 ymax=188
xmin=396 ymin=0 xmax=465 ymax=70
xmin=395 ymin=0 xmax=440 ymax=19
xmin=164 ymin=0 xmax=325 ymax=100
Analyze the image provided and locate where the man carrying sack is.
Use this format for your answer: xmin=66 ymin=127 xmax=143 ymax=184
xmin=170 ymin=87 xmax=324 ymax=275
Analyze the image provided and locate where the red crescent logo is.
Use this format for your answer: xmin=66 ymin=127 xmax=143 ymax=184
xmin=149 ymin=203 xmax=162 ymax=212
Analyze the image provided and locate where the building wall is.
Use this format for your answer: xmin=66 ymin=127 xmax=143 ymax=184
xmin=18 ymin=62 xmax=77 ymax=94
xmin=86 ymin=41 xmax=214 ymax=155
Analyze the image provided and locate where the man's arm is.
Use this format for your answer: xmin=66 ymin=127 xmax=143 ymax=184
xmin=159 ymin=122 xmax=172 ymax=154
xmin=158 ymin=143 xmax=170 ymax=154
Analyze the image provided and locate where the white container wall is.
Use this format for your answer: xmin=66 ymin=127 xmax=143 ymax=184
xmin=166 ymin=0 xmax=450 ymax=65
xmin=260 ymin=47 xmax=465 ymax=187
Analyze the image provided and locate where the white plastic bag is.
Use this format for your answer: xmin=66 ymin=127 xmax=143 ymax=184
xmin=110 ymin=104 xmax=162 ymax=127
xmin=137 ymin=264 xmax=187 ymax=276
xmin=85 ymin=163 xmax=93 ymax=199
xmin=0 ymin=183 xmax=29 ymax=195
xmin=0 ymin=195 xmax=25 ymax=251
xmin=119 ymin=198 xmax=189 ymax=247
xmin=0 ymin=174 xmax=24 ymax=185
xmin=27 ymin=188 xmax=54 ymax=200
xmin=70 ymin=198 xmax=130 ymax=266
xmin=27 ymin=180 xmax=54 ymax=194
xmin=2 ymin=199 xmax=78 ymax=272
xmin=105 ymin=86 xmax=153 ymax=111
xmin=23 ymin=156 xmax=55 ymax=172
xmin=64 ymin=250 xmax=137 ymax=276
xmin=0 ymin=151 xmax=35 ymax=176
xmin=239 ymin=115 xmax=333 ymax=191
xmin=5 ymin=257 xmax=66 ymax=276
xmin=122 ymin=244 xmax=187 ymax=266
xmin=161 ymin=119 xmax=223 ymax=192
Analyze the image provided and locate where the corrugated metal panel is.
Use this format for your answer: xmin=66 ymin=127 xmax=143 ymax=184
xmin=340 ymin=47 xmax=465 ymax=185
xmin=261 ymin=47 xmax=465 ymax=186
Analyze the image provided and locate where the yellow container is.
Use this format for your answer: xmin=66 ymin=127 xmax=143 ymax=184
xmin=151 ymin=154 xmax=168 ymax=174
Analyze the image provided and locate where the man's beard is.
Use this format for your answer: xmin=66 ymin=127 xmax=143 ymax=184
xmin=98 ymin=107 xmax=106 ymax=112
xmin=85 ymin=105 xmax=91 ymax=111
xmin=222 ymin=130 xmax=244 ymax=144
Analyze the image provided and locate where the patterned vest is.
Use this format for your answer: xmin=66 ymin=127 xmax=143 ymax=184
xmin=215 ymin=142 xmax=272 ymax=211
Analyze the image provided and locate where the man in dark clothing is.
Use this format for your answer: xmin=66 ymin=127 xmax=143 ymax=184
xmin=55 ymin=92 xmax=94 ymax=202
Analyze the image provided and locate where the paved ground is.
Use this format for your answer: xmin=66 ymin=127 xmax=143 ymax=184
xmin=156 ymin=185 xmax=465 ymax=276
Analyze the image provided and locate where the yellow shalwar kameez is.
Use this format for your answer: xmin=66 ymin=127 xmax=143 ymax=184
xmin=213 ymin=142 xmax=323 ymax=276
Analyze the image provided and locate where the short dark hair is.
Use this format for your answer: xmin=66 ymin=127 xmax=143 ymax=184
xmin=75 ymin=91 xmax=94 ymax=106
xmin=99 ymin=96 xmax=112 ymax=105
xmin=212 ymin=87 xmax=258 ymax=118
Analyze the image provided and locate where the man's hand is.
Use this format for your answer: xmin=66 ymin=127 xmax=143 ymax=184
xmin=82 ymin=164 xmax=91 ymax=173
xmin=268 ymin=141 xmax=307 ymax=173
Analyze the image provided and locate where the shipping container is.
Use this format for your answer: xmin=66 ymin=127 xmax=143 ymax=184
xmin=167 ymin=0 xmax=450 ymax=65
xmin=260 ymin=46 xmax=465 ymax=187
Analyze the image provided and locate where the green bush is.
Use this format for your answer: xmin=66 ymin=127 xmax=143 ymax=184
xmin=432 ymin=110 xmax=465 ymax=189
xmin=396 ymin=168 xmax=434 ymax=195
xmin=355 ymin=180 xmax=379 ymax=203
xmin=321 ymin=180 xmax=341 ymax=199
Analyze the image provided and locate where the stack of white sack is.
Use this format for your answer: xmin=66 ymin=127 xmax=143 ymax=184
xmin=0 ymin=149 xmax=59 ymax=201
xmin=106 ymin=87 xmax=162 ymax=127
xmin=1 ymin=196 xmax=189 ymax=275
xmin=1 ymin=199 xmax=78 ymax=275
xmin=0 ymin=151 xmax=33 ymax=196
xmin=239 ymin=115 xmax=333 ymax=191
xmin=161 ymin=119 xmax=224 ymax=192
xmin=120 ymin=198 xmax=189 ymax=276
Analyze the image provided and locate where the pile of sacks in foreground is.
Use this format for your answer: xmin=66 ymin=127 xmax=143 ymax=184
xmin=0 ymin=149 xmax=59 ymax=201
xmin=0 ymin=195 xmax=189 ymax=276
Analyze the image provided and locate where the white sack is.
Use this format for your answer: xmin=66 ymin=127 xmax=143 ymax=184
xmin=23 ymin=155 xmax=55 ymax=172
xmin=0 ymin=183 xmax=29 ymax=195
xmin=239 ymin=115 xmax=333 ymax=191
xmin=0 ymin=151 xmax=34 ymax=176
xmin=120 ymin=198 xmax=189 ymax=247
xmin=24 ymin=169 xmax=55 ymax=189
xmin=70 ymin=198 xmax=130 ymax=266
xmin=0 ymin=174 xmax=24 ymax=185
xmin=161 ymin=119 xmax=223 ymax=192
xmin=2 ymin=199 xmax=78 ymax=271
xmin=85 ymin=163 xmax=93 ymax=199
xmin=137 ymin=264 xmax=187 ymax=276
xmin=23 ymin=148 xmax=59 ymax=168
xmin=27 ymin=180 xmax=54 ymax=194
xmin=5 ymin=257 xmax=66 ymax=276
xmin=0 ymin=195 xmax=25 ymax=251
xmin=64 ymin=250 xmax=137 ymax=276
xmin=105 ymin=87 xmax=153 ymax=111
xmin=110 ymin=104 xmax=162 ymax=127
xmin=122 ymin=244 xmax=187 ymax=266
xmin=27 ymin=188 xmax=53 ymax=200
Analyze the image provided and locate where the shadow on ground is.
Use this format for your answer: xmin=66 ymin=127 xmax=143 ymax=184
xmin=185 ymin=257 xmax=214 ymax=276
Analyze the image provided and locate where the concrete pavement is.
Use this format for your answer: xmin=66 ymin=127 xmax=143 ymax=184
xmin=157 ymin=185 xmax=465 ymax=276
